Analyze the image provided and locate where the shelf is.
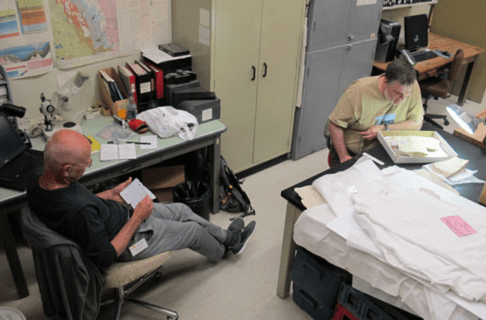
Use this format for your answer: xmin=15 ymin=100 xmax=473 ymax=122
xmin=382 ymin=0 xmax=437 ymax=11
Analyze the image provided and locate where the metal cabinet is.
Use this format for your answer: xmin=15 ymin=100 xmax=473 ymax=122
xmin=291 ymin=0 xmax=383 ymax=160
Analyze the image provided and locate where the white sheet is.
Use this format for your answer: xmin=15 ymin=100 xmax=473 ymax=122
xmin=294 ymin=161 xmax=484 ymax=320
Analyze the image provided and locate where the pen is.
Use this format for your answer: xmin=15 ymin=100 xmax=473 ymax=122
xmin=126 ymin=141 xmax=151 ymax=145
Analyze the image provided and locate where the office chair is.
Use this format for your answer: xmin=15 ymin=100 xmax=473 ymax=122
xmin=419 ymin=49 xmax=465 ymax=129
xmin=21 ymin=205 xmax=179 ymax=320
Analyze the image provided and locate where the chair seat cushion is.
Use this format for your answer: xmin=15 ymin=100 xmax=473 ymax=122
xmin=420 ymin=79 xmax=452 ymax=98
xmin=104 ymin=251 xmax=171 ymax=288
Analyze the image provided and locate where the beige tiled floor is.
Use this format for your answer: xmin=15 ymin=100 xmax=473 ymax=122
xmin=1 ymin=93 xmax=485 ymax=319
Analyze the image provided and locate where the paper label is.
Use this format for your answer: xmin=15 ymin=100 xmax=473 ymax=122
xmin=129 ymin=238 xmax=148 ymax=256
xmin=440 ymin=215 xmax=477 ymax=237
xmin=140 ymin=82 xmax=151 ymax=94
xmin=357 ymin=0 xmax=377 ymax=5
xmin=202 ymin=108 xmax=213 ymax=122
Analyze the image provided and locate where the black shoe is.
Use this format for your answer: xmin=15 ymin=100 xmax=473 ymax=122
xmin=228 ymin=217 xmax=244 ymax=233
xmin=231 ymin=221 xmax=256 ymax=255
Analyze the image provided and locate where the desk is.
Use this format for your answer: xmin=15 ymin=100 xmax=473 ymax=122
xmin=373 ymin=33 xmax=485 ymax=106
xmin=277 ymin=123 xmax=486 ymax=299
xmin=0 ymin=116 xmax=226 ymax=299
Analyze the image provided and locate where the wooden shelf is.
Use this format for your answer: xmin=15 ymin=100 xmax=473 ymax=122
xmin=382 ymin=0 xmax=438 ymax=11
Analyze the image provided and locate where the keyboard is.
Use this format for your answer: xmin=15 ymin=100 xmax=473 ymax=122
xmin=411 ymin=50 xmax=438 ymax=63
xmin=0 ymin=151 xmax=41 ymax=183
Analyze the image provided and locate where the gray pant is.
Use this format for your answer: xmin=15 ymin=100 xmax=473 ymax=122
xmin=119 ymin=203 xmax=227 ymax=262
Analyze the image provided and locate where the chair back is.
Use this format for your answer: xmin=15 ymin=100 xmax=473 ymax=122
xmin=447 ymin=49 xmax=464 ymax=82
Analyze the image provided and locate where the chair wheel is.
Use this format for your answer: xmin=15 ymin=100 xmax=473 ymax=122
xmin=444 ymin=120 xmax=450 ymax=126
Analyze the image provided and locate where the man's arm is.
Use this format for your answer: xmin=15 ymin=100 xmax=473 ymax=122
xmin=360 ymin=120 xmax=423 ymax=140
xmin=96 ymin=177 xmax=132 ymax=203
xmin=110 ymin=195 xmax=153 ymax=256
xmin=328 ymin=121 xmax=353 ymax=164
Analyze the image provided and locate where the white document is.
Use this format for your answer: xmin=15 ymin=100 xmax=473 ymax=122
xmin=100 ymin=144 xmax=137 ymax=161
xmin=120 ymin=178 xmax=156 ymax=208
xmin=140 ymin=135 xmax=157 ymax=149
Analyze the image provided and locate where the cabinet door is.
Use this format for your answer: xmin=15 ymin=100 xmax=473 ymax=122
xmin=291 ymin=47 xmax=345 ymax=160
xmin=348 ymin=0 xmax=383 ymax=44
xmin=252 ymin=0 xmax=306 ymax=164
xmin=306 ymin=0 xmax=352 ymax=52
xmin=337 ymin=39 xmax=377 ymax=99
xmin=214 ymin=0 xmax=263 ymax=172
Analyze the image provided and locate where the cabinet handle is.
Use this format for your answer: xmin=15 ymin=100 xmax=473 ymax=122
xmin=251 ymin=66 xmax=256 ymax=81
xmin=263 ymin=63 xmax=267 ymax=77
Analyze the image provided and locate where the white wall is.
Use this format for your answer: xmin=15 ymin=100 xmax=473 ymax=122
xmin=9 ymin=53 xmax=141 ymax=122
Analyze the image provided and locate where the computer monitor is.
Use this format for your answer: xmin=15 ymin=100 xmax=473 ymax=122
xmin=404 ymin=14 xmax=429 ymax=52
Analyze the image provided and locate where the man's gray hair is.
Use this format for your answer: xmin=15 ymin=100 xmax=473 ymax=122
xmin=385 ymin=58 xmax=417 ymax=86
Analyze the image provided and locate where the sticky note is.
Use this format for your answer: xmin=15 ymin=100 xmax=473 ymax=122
xmin=440 ymin=215 xmax=477 ymax=237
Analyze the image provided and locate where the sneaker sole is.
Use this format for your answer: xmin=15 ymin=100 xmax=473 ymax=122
xmin=234 ymin=223 xmax=257 ymax=256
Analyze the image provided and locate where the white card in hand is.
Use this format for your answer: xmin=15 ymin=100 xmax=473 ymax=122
xmin=120 ymin=178 xmax=156 ymax=208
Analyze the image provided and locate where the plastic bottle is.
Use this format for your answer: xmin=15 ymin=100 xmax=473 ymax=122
xmin=126 ymin=94 xmax=137 ymax=121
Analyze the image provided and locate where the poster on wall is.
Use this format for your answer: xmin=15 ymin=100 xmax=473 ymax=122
xmin=0 ymin=0 xmax=53 ymax=78
xmin=0 ymin=0 xmax=171 ymax=73
xmin=0 ymin=41 xmax=53 ymax=79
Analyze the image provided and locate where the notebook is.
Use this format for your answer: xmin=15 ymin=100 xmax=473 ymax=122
xmin=0 ymin=115 xmax=44 ymax=191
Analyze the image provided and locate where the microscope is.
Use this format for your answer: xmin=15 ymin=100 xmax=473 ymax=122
xmin=40 ymin=72 xmax=90 ymax=139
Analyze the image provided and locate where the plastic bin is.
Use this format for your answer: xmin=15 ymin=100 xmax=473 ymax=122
xmin=293 ymin=283 xmax=336 ymax=320
xmin=291 ymin=246 xmax=352 ymax=309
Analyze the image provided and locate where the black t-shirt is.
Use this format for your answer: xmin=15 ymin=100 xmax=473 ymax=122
xmin=27 ymin=175 xmax=129 ymax=268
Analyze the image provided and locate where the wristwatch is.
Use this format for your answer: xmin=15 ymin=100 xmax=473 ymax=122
xmin=384 ymin=124 xmax=390 ymax=131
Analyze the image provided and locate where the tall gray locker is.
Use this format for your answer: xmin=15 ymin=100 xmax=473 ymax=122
xmin=291 ymin=0 xmax=383 ymax=160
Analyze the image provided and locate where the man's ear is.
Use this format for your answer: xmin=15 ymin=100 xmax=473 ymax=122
xmin=61 ymin=164 xmax=72 ymax=178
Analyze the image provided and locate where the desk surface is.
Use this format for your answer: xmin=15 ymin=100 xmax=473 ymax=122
xmin=0 ymin=116 xmax=226 ymax=207
xmin=281 ymin=123 xmax=486 ymax=211
xmin=374 ymin=33 xmax=485 ymax=81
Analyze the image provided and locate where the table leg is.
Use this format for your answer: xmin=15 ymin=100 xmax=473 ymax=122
xmin=457 ymin=59 xmax=476 ymax=106
xmin=277 ymin=202 xmax=302 ymax=299
xmin=0 ymin=212 xmax=29 ymax=299
xmin=209 ymin=135 xmax=221 ymax=214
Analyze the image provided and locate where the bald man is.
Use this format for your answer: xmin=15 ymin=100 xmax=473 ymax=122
xmin=27 ymin=130 xmax=256 ymax=268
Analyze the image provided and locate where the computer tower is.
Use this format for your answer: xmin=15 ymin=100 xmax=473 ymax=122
xmin=375 ymin=20 xmax=401 ymax=62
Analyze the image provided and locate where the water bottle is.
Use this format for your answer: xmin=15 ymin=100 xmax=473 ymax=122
xmin=126 ymin=94 xmax=137 ymax=120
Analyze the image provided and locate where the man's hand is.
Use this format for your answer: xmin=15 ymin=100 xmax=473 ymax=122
xmin=96 ymin=177 xmax=132 ymax=202
xmin=340 ymin=154 xmax=353 ymax=163
xmin=132 ymin=195 xmax=153 ymax=223
xmin=359 ymin=125 xmax=383 ymax=141
xmin=110 ymin=177 xmax=132 ymax=203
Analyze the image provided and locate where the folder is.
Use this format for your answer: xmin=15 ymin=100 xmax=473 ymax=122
xmin=99 ymin=69 xmax=123 ymax=102
xmin=126 ymin=62 xmax=154 ymax=106
xmin=144 ymin=60 xmax=164 ymax=101
xmin=118 ymin=65 xmax=137 ymax=105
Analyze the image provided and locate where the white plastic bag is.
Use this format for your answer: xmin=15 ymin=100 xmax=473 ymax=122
xmin=137 ymin=106 xmax=198 ymax=141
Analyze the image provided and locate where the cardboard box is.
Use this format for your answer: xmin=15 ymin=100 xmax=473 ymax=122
xmin=142 ymin=165 xmax=185 ymax=203
xmin=99 ymin=67 xmax=129 ymax=116
xmin=377 ymin=130 xmax=457 ymax=164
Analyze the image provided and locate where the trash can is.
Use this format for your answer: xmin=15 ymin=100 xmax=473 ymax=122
xmin=173 ymin=181 xmax=210 ymax=220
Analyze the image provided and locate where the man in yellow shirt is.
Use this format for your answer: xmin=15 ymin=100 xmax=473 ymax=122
xmin=328 ymin=59 xmax=424 ymax=167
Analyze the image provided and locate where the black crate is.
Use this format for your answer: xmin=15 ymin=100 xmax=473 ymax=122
xmin=293 ymin=283 xmax=336 ymax=320
xmin=291 ymin=246 xmax=352 ymax=309
xmin=338 ymin=283 xmax=423 ymax=320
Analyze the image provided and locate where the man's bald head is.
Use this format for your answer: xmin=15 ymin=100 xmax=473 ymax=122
xmin=44 ymin=130 xmax=91 ymax=171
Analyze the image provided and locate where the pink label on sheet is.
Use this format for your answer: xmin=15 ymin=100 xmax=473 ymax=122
xmin=440 ymin=216 xmax=477 ymax=237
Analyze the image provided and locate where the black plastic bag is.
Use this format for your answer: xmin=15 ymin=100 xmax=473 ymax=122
xmin=173 ymin=180 xmax=210 ymax=220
